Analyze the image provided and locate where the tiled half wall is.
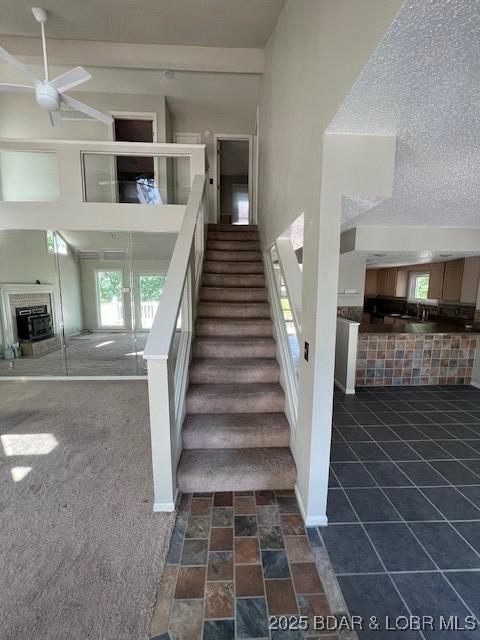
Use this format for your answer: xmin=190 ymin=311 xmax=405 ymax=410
xmin=356 ymin=333 xmax=479 ymax=386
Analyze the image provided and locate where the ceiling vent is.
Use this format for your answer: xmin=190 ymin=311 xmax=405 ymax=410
xmin=103 ymin=249 xmax=127 ymax=261
xmin=76 ymin=250 xmax=101 ymax=260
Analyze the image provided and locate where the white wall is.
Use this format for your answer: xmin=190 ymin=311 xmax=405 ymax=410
xmin=257 ymin=0 xmax=402 ymax=523
xmin=0 ymin=92 xmax=167 ymax=141
xmin=338 ymin=256 xmax=366 ymax=307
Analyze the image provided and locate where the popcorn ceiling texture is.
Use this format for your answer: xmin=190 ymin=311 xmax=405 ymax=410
xmin=329 ymin=0 xmax=480 ymax=230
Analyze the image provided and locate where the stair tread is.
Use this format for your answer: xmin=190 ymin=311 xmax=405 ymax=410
xmin=194 ymin=336 xmax=275 ymax=343
xmin=191 ymin=357 xmax=279 ymax=366
xmin=187 ymin=383 xmax=283 ymax=396
xmin=177 ymin=447 xmax=296 ymax=491
xmin=183 ymin=413 xmax=290 ymax=449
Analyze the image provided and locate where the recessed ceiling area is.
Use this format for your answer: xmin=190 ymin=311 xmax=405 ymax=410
xmin=329 ymin=0 xmax=480 ymax=231
xmin=0 ymin=0 xmax=285 ymax=47
xmin=359 ymin=251 xmax=480 ymax=269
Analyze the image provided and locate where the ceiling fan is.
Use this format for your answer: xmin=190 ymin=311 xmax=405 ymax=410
xmin=0 ymin=7 xmax=113 ymax=127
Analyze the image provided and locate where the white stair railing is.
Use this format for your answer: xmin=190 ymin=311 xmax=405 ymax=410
xmin=264 ymin=240 xmax=302 ymax=437
xmin=143 ymin=174 xmax=207 ymax=511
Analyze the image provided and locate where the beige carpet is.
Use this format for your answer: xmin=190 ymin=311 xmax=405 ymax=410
xmin=0 ymin=380 xmax=175 ymax=640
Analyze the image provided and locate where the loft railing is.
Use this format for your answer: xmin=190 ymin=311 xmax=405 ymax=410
xmin=0 ymin=138 xmax=206 ymax=233
xmin=143 ymin=174 xmax=207 ymax=511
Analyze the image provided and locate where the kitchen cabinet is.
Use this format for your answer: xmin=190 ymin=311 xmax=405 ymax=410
xmin=442 ymin=259 xmax=464 ymax=300
xmin=428 ymin=262 xmax=445 ymax=299
xmin=373 ymin=268 xmax=408 ymax=298
xmin=365 ymin=270 xmax=378 ymax=296
xmin=377 ymin=269 xmax=389 ymax=296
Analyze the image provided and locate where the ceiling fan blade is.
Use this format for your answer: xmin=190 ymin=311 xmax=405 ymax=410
xmin=61 ymin=94 xmax=113 ymax=125
xmin=0 ymin=47 xmax=41 ymax=83
xmin=0 ymin=83 xmax=34 ymax=92
xmin=49 ymin=66 xmax=92 ymax=93
xmin=49 ymin=110 xmax=63 ymax=128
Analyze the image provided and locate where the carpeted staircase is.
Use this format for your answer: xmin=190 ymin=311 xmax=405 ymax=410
xmin=177 ymin=223 xmax=297 ymax=492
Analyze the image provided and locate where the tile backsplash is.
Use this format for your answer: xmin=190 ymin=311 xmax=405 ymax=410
xmin=356 ymin=333 xmax=478 ymax=386
xmin=365 ymin=296 xmax=478 ymax=325
xmin=337 ymin=306 xmax=363 ymax=322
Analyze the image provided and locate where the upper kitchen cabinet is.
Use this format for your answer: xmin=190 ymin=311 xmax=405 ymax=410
xmin=365 ymin=269 xmax=379 ymax=296
xmin=374 ymin=267 xmax=408 ymax=298
xmin=442 ymin=259 xmax=464 ymax=300
xmin=460 ymin=256 xmax=480 ymax=304
xmin=427 ymin=262 xmax=445 ymax=299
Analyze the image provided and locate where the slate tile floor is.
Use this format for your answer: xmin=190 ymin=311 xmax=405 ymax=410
xmin=150 ymin=491 xmax=342 ymax=640
xmin=321 ymin=385 xmax=480 ymax=639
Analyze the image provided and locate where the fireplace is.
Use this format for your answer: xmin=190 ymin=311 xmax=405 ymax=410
xmin=16 ymin=305 xmax=53 ymax=342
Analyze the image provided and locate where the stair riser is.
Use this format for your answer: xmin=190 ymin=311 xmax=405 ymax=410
xmin=205 ymin=250 xmax=262 ymax=262
xmin=209 ymin=231 xmax=259 ymax=241
xmin=207 ymin=240 xmax=260 ymax=252
xmin=178 ymin=476 xmax=294 ymax=492
xmin=200 ymin=288 xmax=268 ymax=302
xmin=202 ymin=274 xmax=265 ymax=288
xmin=209 ymin=224 xmax=258 ymax=232
xmin=196 ymin=321 xmax=273 ymax=338
xmin=192 ymin=341 xmax=276 ymax=359
xmin=198 ymin=303 xmax=270 ymax=319
xmin=190 ymin=364 xmax=280 ymax=384
xmin=203 ymin=261 xmax=264 ymax=275
xmin=183 ymin=427 xmax=289 ymax=449
xmin=186 ymin=392 xmax=284 ymax=414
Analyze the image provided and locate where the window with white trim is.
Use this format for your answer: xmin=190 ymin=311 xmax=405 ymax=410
xmin=408 ymin=272 xmax=430 ymax=302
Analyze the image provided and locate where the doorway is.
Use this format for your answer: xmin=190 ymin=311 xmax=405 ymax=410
xmin=214 ymin=136 xmax=252 ymax=225
xmin=111 ymin=113 xmax=160 ymax=204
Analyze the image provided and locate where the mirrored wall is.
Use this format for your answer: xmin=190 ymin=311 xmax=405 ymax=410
xmin=0 ymin=229 xmax=177 ymax=377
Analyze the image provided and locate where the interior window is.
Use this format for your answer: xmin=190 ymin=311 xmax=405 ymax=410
xmin=409 ymin=272 xmax=430 ymax=301
xmin=96 ymin=270 xmax=124 ymax=327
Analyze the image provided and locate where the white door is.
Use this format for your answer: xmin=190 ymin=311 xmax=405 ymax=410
xmin=173 ymin=133 xmax=201 ymax=204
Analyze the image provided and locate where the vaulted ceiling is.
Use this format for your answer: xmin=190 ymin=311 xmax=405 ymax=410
xmin=0 ymin=0 xmax=284 ymax=48
xmin=329 ymin=0 xmax=480 ymax=231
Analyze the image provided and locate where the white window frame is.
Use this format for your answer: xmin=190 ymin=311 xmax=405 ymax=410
xmin=135 ymin=271 xmax=167 ymax=332
xmin=408 ymin=271 xmax=431 ymax=303
xmin=95 ymin=268 xmax=125 ymax=329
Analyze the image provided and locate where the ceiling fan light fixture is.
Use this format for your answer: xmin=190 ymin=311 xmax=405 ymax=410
xmin=35 ymin=83 xmax=60 ymax=111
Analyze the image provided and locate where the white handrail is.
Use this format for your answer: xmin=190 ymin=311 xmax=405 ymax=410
xmin=144 ymin=173 xmax=206 ymax=360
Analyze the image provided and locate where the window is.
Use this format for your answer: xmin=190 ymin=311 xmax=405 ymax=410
xmin=409 ymin=272 xmax=430 ymax=301
xmin=46 ymin=230 xmax=67 ymax=255
xmin=138 ymin=274 xmax=166 ymax=329
xmin=96 ymin=270 xmax=124 ymax=327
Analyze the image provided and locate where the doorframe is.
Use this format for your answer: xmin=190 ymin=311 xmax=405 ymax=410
xmin=213 ymin=134 xmax=254 ymax=225
xmin=109 ymin=111 xmax=158 ymax=203
xmin=173 ymin=133 xmax=202 ymax=205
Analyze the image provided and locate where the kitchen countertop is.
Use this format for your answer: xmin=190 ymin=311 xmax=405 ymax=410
xmin=359 ymin=321 xmax=480 ymax=335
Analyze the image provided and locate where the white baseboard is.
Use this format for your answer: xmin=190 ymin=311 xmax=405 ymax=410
xmin=334 ymin=379 xmax=355 ymax=394
xmin=295 ymin=484 xmax=328 ymax=528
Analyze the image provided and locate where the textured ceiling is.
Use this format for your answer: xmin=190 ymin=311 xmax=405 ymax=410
xmin=0 ymin=0 xmax=284 ymax=47
xmin=361 ymin=251 xmax=480 ymax=268
xmin=329 ymin=0 xmax=480 ymax=230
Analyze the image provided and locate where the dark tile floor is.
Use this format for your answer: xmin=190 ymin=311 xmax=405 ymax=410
xmin=320 ymin=385 xmax=480 ymax=639
xmin=151 ymin=491 xmax=343 ymax=640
